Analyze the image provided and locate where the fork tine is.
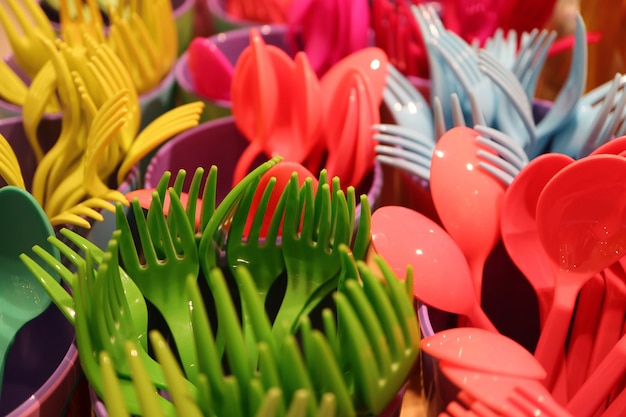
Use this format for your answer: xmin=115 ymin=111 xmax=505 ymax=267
xmin=372 ymin=256 xmax=420 ymax=348
xmin=149 ymin=331 xmax=204 ymax=417
xmin=474 ymin=125 xmax=529 ymax=168
xmin=476 ymin=152 xmax=517 ymax=186
xmin=185 ymin=275 xmax=224 ymax=398
xmin=450 ymin=93 xmax=466 ymax=127
xmin=333 ymin=291 xmax=380 ymax=408
xmin=20 ymin=251 xmax=75 ymax=323
xmin=206 ymin=268 xmax=253 ymax=394
xmin=591 ymin=83 xmax=626 ymax=152
xmin=375 ymin=144 xmax=432 ymax=168
xmin=116 ymin=199 xmax=153 ymax=268
xmin=99 ymin=351 xmax=132 ymax=417
xmin=433 ymin=96 xmax=446 ymax=140
xmin=342 ymin=280 xmax=392 ymax=376
xmin=375 ymin=154 xmax=431 ymax=181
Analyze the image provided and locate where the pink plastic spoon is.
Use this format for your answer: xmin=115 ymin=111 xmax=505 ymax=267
xmin=429 ymin=126 xmax=507 ymax=304
xmin=500 ymin=152 xmax=574 ymax=326
xmin=534 ymin=154 xmax=626 ymax=389
xmin=350 ymin=65 xmax=379 ymax=189
xmin=370 ymin=205 xmax=498 ymax=332
xmin=187 ymin=37 xmax=235 ymax=101
xmin=420 ymin=327 xmax=546 ymax=380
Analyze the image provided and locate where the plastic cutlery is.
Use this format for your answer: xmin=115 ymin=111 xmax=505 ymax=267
xmin=421 ymin=327 xmax=546 ymax=380
xmin=534 ymin=154 xmax=626 ymax=388
xmin=430 ymin=126 xmax=507 ymax=304
xmin=231 ymin=27 xmax=279 ymax=185
xmin=370 ymin=205 xmax=498 ymax=332
xmin=500 ymin=153 xmax=574 ymax=326
xmin=441 ymin=364 xmax=573 ymax=417
xmin=320 ymin=47 xmax=389 ymax=112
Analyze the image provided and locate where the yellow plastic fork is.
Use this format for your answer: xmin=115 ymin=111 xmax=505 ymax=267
xmin=107 ymin=8 xmax=166 ymax=94
xmin=22 ymin=61 xmax=61 ymax=162
xmin=0 ymin=0 xmax=56 ymax=78
xmin=31 ymin=37 xmax=85 ymax=209
xmin=0 ymin=58 xmax=29 ymax=107
xmin=85 ymin=38 xmax=140 ymax=151
xmin=0 ymin=133 xmax=25 ymax=189
xmin=45 ymin=89 xmax=130 ymax=216
xmin=59 ymin=0 xmax=106 ymax=48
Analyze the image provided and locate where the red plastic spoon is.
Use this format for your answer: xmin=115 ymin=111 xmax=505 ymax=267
xmin=370 ymin=205 xmax=498 ymax=332
xmin=420 ymin=327 xmax=546 ymax=380
xmin=500 ymin=152 xmax=574 ymax=326
xmin=534 ymin=154 xmax=626 ymax=389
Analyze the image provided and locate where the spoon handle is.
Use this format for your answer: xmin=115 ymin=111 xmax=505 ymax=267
xmin=564 ymin=273 xmax=605 ymax=396
xmin=566 ymin=333 xmax=626 ymax=417
xmin=586 ymin=265 xmax=626 ymax=380
xmin=468 ymin=302 xmax=498 ymax=333
xmin=533 ymin=282 xmax=581 ymax=389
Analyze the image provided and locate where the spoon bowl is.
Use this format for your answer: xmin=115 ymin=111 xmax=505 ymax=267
xmin=500 ymin=152 xmax=574 ymax=326
xmin=429 ymin=126 xmax=507 ymax=303
xmin=0 ymin=186 xmax=58 ymax=394
xmin=421 ymin=327 xmax=546 ymax=380
xmin=370 ymin=205 xmax=497 ymax=332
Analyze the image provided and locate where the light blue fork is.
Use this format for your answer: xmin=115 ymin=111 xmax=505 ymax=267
xmin=531 ymin=13 xmax=588 ymax=156
xmin=511 ymin=28 xmax=557 ymax=102
xmin=550 ymin=73 xmax=626 ymax=158
xmin=383 ymin=63 xmax=434 ymax=140
xmin=478 ymin=49 xmax=538 ymax=155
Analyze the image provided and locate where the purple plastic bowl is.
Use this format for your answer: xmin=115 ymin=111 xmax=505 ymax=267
xmin=2 ymin=305 xmax=80 ymax=416
xmin=175 ymin=24 xmax=292 ymax=122
xmin=143 ymin=116 xmax=383 ymax=216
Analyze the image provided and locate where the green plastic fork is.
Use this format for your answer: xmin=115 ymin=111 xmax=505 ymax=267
xmin=116 ymin=188 xmax=199 ymax=380
xmin=93 ymin=231 xmax=176 ymax=392
xmin=199 ymin=156 xmax=283 ymax=273
xmin=73 ymin=249 xmax=176 ymax=416
xmin=333 ymin=255 xmax=420 ymax=414
xmin=57 ymin=227 xmax=149 ymax=346
xmin=272 ymin=174 xmax=352 ymax=339
xmin=154 ymin=166 xmax=218 ymax=242
xmin=226 ymin=174 xmax=289 ymax=356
